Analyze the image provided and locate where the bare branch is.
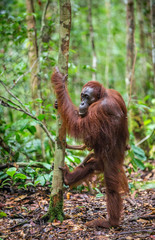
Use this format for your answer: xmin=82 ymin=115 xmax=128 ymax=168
xmin=136 ymin=130 xmax=154 ymax=146
xmin=0 ymin=80 xmax=29 ymax=112
xmin=0 ymin=98 xmax=55 ymax=144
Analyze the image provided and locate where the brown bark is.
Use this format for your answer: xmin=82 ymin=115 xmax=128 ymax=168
xmin=43 ymin=0 xmax=71 ymax=222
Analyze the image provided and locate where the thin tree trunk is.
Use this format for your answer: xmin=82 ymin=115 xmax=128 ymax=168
xmin=136 ymin=0 xmax=147 ymax=94
xmin=42 ymin=0 xmax=71 ymax=222
xmin=150 ymin=0 xmax=155 ymax=88
xmin=125 ymin=0 xmax=135 ymax=102
xmin=26 ymin=0 xmax=39 ymax=106
xmin=26 ymin=0 xmax=42 ymax=141
xmin=26 ymin=0 xmax=51 ymax=159
xmin=88 ymin=0 xmax=97 ymax=81
xmin=137 ymin=0 xmax=145 ymax=50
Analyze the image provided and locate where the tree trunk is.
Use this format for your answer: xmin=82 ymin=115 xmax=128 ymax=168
xmin=125 ymin=0 xmax=135 ymax=102
xmin=43 ymin=0 xmax=71 ymax=222
xmin=88 ymin=0 xmax=97 ymax=81
xmin=26 ymin=0 xmax=39 ymax=106
xmin=150 ymin=0 xmax=155 ymax=88
xmin=137 ymin=0 xmax=145 ymax=50
xmin=26 ymin=0 xmax=42 ymax=139
xmin=136 ymin=0 xmax=147 ymax=94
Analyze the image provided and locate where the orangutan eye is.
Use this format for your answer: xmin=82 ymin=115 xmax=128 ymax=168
xmin=85 ymin=95 xmax=89 ymax=100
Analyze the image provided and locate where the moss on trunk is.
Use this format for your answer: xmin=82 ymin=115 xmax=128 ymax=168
xmin=42 ymin=190 xmax=64 ymax=222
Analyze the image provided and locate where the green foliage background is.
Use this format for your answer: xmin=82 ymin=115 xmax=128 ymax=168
xmin=0 ymin=0 xmax=154 ymax=188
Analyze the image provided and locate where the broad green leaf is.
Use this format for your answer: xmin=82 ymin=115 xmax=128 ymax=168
xmin=96 ymin=193 xmax=104 ymax=198
xmin=133 ymin=158 xmax=145 ymax=170
xmin=38 ymin=114 xmax=45 ymax=121
xmin=35 ymin=176 xmax=46 ymax=186
xmin=14 ymin=173 xmax=27 ymax=180
xmin=41 ymin=163 xmax=51 ymax=170
xmin=0 ymin=212 xmax=7 ymax=218
xmin=27 ymin=125 xmax=36 ymax=135
xmin=6 ymin=167 xmax=16 ymax=178
xmin=24 ymin=182 xmax=34 ymax=188
xmin=132 ymin=145 xmax=147 ymax=161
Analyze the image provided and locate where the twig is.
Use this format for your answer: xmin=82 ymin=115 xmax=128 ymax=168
xmin=126 ymin=196 xmax=136 ymax=206
xmin=10 ymin=58 xmax=38 ymax=89
xmin=0 ymin=96 xmax=24 ymax=110
xmin=136 ymin=130 xmax=154 ymax=146
xmin=0 ymin=80 xmax=29 ymax=112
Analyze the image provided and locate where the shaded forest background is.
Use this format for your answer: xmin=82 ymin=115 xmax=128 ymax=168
xmin=0 ymin=0 xmax=154 ymax=191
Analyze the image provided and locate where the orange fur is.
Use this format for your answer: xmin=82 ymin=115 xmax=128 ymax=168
xmin=51 ymin=68 xmax=129 ymax=228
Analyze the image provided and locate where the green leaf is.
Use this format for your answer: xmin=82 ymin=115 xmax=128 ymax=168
xmin=6 ymin=167 xmax=16 ymax=178
xmin=35 ymin=98 xmax=43 ymax=103
xmin=96 ymin=193 xmax=104 ymax=198
xmin=131 ymin=145 xmax=147 ymax=161
xmin=24 ymin=182 xmax=34 ymax=189
xmin=0 ymin=211 xmax=7 ymax=218
xmin=34 ymin=176 xmax=46 ymax=186
xmin=0 ymin=172 xmax=8 ymax=180
xmin=51 ymin=114 xmax=56 ymax=120
xmin=66 ymin=155 xmax=81 ymax=165
xmin=141 ymin=181 xmax=155 ymax=190
xmin=130 ymin=159 xmax=138 ymax=171
xmin=11 ymin=119 xmax=30 ymax=131
xmin=72 ymin=156 xmax=81 ymax=164
xmin=14 ymin=173 xmax=27 ymax=180
xmin=41 ymin=163 xmax=51 ymax=170
xmin=38 ymin=114 xmax=45 ymax=121
xmin=27 ymin=125 xmax=36 ymax=135
xmin=0 ymin=178 xmax=10 ymax=185
xmin=133 ymin=158 xmax=145 ymax=170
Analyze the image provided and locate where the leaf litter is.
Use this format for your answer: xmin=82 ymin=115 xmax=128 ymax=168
xmin=0 ymin=168 xmax=154 ymax=240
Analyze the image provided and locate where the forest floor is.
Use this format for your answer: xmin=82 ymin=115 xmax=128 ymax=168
xmin=0 ymin=167 xmax=155 ymax=240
